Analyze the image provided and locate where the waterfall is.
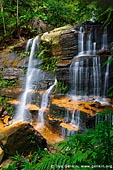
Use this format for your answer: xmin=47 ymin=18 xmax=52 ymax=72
xmin=86 ymin=33 xmax=92 ymax=54
xmin=78 ymin=27 xmax=84 ymax=55
xmin=71 ymin=110 xmax=81 ymax=127
xmin=101 ymin=27 xmax=108 ymax=50
xmin=13 ymin=36 xmax=40 ymax=123
xmin=61 ymin=110 xmax=81 ymax=138
xmin=25 ymin=38 xmax=32 ymax=51
xmin=93 ymin=42 xmax=96 ymax=55
xmin=93 ymin=57 xmax=101 ymax=96
xmin=71 ymin=61 xmax=79 ymax=96
xmin=103 ymin=56 xmax=111 ymax=97
xmin=69 ymin=26 xmax=111 ymax=98
xmin=64 ymin=110 xmax=70 ymax=122
xmin=38 ymin=78 xmax=57 ymax=126
xmin=70 ymin=56 xmax=102 ymax=97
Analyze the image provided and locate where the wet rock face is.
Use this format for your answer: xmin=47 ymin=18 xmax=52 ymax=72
xmin=1 ymin=123 xmax=47 ymax=156
xmin=60 ymin=29 xmax=78 ymax=60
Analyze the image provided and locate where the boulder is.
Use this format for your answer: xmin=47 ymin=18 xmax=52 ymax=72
xmin=0 ymin=122 xmax=47 ymax=156
xmin=0 ymin=147 xmax=4 ymax=163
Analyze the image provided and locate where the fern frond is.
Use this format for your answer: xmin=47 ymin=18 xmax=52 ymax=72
xmin=32 ymin=152 xmax=70 ymax=170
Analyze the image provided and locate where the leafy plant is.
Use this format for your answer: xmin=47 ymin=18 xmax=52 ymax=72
xmin=0 ymin=96 xmax=14 ymax=115
xmin=0 ymin=75 xmax=18 ymax=88
xmin=55 ymin=81 xmax=69 ymax=94
xmin=1 ymin=148 xmax=48 ymax=170
xmin=38 ymin=42 xmax=58 ymax=72
xmin=20 ymin=51 xmax=30 ymax=59
xmin=1 ymin=109 xmax=113 ymax=169
xmin=33 ymin=108 xmax=113 ymax=169
xmin=2 ymin=162 xmax=17 ymax=170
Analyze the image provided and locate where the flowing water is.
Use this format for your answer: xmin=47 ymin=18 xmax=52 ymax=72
xmin=11 ymin=26 xmax=112 ymax=139
xmin=86 ymin=33 xmax=92 ymax=54
xmin=70 ymin=56 xmax=101 ymax=97
xmin=71 ymin=110 xmax=81 ymax=127
xmin=93 ymin=42 xmax=96 ymax=55
xmin=103 ymin=56 xmax=112 ymax=97
xmin=78 ymin=27 xmax=84 ymax=55
xmin=101 ymin=27 xmax=108 ymax=50
xmin=38 ymin=78 xmax=57 ymax=126
xmin=70 ymin=26 xmax=111 ymax=98
xmin=13 ymin=36 xmax=41 ymax=123
xmin=61 ymin=110 xmax=81 ymax=137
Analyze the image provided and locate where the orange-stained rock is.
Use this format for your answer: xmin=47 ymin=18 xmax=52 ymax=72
xmin=34 ymin=123 xmax=64 ymax=144
xmin=0 ymin=122 xmax=47 ymax=156
xmin=12 ymin=87 xmax=22 ymax=92
xmin=57 ymin=60 xmax=71 ymax=67
xmin=48 ymin=116 xmax=63 ymax=122
xmin=60 ymin=122 xmax=80 ymax=131
xmin=3 ymin=115 xmax=10 ymax=125
xmin=7 ymin=100 xmax=20 ymax=105
xmin=25 ymin=104 xmax=40 ymax=111
xmin=52 ymin=96 xmax=100 ymax=116
xmin=0 ymin=120 xmax=4 ymax=128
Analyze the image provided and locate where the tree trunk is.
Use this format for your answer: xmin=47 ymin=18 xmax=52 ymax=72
xmin=0 ymin=3 xmax=6 ymax=35
xmin=16 ymin=0 xmax=19 ymax=27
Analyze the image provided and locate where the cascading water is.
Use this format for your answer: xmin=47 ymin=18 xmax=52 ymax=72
xmin=93 ymin=57 xmax=101 ymax=96
xmin=103 ymin=56 xmax=112 ymax=97
xmin=93 ymin=42 xmax=96 ymax=55
xmin=25 ymin=38 xmax=33 ymax=51
xmin=38 ymin=78 xmax=57 ymax=126
xmin=101 ymin=27 xmax=108 ymax=50
xmin=86 ymin=33 xmax=92 ymax=54
xmin=61 ymin=110 xmax=81 ymax=138
xmin=78 ymin=27 xmax=84 ymax=55
xmin=71 ymin=110 xmax=81 ymax=127
xmin=13 ymin=36 xmax=41 ymax=123
xmin=70 ymin=56 xmax=101 ymax=97
xmin=70 ymin=26 xmax=111 ymax=99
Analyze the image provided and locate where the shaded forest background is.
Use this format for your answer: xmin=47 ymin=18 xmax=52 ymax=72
xmin=0 ymin=0 xmax=113 ymax=48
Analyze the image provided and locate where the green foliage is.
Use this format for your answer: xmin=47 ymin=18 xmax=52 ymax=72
xmin=0 ymin=96 xmax=14 ymax=115
xmin=1 ymin=109 xmax=113 ymax=169
xmin=38 ymin=42 xmax=58 ymax=72
xmin=2 ymin=148 xmax=48 ymax=170
xmin=103 ymin=57 xmax=113 ymax=67
xmin=2 ymin=162 xmax=17 ymax=170
xmin=103 ymin=58 xmax=113 ymax=98
xmin=55 ymin=81 xmax=69 ymax=94
xmin=108 ymin=86 xmax=113 ymax=98
xmin=20 ymin=51 xmax=30 ymax=59
xmin=0 ymin=0 xmax=113 ymax=44
xmin=0 ymin=75 xmax=18 ymax=88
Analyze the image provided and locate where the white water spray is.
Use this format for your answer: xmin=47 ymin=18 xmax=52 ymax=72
xmin=101 ymin=27 xmax=108 ymax=50
xmin=93 ymin=57 xmax=101 ymax=96
xmin=86 ymin=33 xmax=92 ymax=54
xmin=13 ymin=36 xmax=40 ymax=123
xmin=103 ymin=56 xmax=111 ymax=97
xmin=71 ymin=110 xmax=81 ymax=127
xmin=78 ymin=27 xmax=84 ymax=55
xmin=93 ymin=42 xmax=96 ymax=55
xmin=38 ymin=78 xmax=57 ymax=126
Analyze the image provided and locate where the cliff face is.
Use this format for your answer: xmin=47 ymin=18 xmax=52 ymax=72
xmin=0 ymin=23 xmax=113 ymax=151
xmin=0 ymin=23 xmax=113 ymax=101
xmin=40 ymin=23 xmax=113 ymax=96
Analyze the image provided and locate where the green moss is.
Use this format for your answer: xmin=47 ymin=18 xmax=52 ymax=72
xmin=55 ymin=81 xmax=69 ymax=94
xmin=38 ymin=41 xmax=59 ymax=73
xmin=0 ymin=96 xmax=14 ymax=115
xmin=0 ymin=74 xmax=18 ymax=88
